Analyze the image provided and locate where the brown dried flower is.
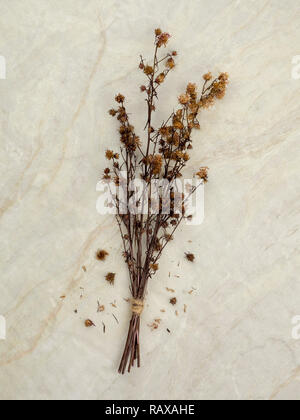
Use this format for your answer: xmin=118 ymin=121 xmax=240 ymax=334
xmin=219 ymin=72 xmax=229 ymax=82
xmin=148 ymin=154 xmax=163 ymax=175
xmin=187 ymin=83 xmax=197 ymax=94
xmin=105 ymin=150 xmax=114 ymax=160
xmin=203 ymin=72 xmax=212 ymax=81
xmin=156 ymin=32 xmax=171 ymax=48
xmin=115 ymin=93 xmax=125 ymax=103
xmin=109 ymin=109 xmax=117 ymax=117
xmin=155 ymin=73 xmax=165 ymax=84
xmin=166 ymin=58 xmax=175 ymax=69
xmin=183 ymin=153 xmax=190 ymax=162
xmin=196 ymin=167 xmax=209 ymax=183
xmin=150 ymin=263 xmax=159 ymax=272
xmin=144 ymin=65 xmax=154 ymax=76
xmin=212 ymin=79 xmax=228 ymax=99
xmin=178 ymin=94 xmax=191 ymax=105
xmin=173 ymin=120 xmax=184 ymax=130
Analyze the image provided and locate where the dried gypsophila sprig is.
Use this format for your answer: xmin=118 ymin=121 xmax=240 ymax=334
xmin=103 ymin=28 xmax=229 ymax=374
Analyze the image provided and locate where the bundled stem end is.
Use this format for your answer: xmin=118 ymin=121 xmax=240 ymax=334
xmin=118 ymin=312 xmax=142 ymax=374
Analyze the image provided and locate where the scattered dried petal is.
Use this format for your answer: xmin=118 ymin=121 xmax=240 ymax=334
xmin=170 ymin=297 xmax=177 ymax=305
xmin=148 ymin=321 xmax=159 ymax=331
xmin=97 ymin=302 xmax=105 ymax=313
xmin=185 ymin=253 xmax=195 ymax=262
xmin=96 ymin=249 xmax=109 ymax=261
xmin=105 ymin=272 xmax=116 ymax=285
xmin=85 ymin=319 xmax=95 ymax=328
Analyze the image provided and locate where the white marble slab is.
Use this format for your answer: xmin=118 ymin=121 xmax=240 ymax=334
xmin=0 ymin=0 xmax=299 ymax=400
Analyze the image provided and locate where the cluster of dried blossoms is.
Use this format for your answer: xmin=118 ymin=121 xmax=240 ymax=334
xmin=103 ymin=29 xmax=228 ymax=374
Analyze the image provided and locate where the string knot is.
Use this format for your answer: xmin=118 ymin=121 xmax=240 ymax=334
xmin=131 ymin=299 xmax=144 ymax=316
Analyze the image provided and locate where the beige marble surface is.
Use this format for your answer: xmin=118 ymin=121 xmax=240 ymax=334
xmin=0 ymin=0 xmax=300 ymax=400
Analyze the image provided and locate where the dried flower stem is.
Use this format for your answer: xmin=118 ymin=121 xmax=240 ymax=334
xmin=104 ymin=29 xmax=228 ymax=374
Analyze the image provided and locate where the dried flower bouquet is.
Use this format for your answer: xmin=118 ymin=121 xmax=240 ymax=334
xmin=103 ymin=29 xmax=228 ymax=374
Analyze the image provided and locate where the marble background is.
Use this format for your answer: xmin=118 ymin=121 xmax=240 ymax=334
xmin=0 ymin=0 xmax=299 ymax=400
